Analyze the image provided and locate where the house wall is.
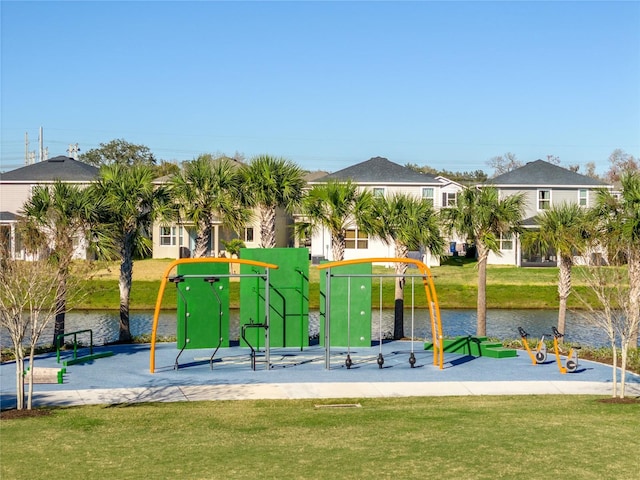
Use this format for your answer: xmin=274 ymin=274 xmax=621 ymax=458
xmin=496 ymin=185 xmax=606 ymax=267
xmin=0 ymin=183 xmax=31 ymax=213
xmin=487 ymin=246 xmax=519 ymax=266
xmin=0 ymin=181 xmax=93 ymax=260
xmin=500 ymin=186 xmax=601 ymax=220
xmin=151 ymin=206 xmax=294 ymax=259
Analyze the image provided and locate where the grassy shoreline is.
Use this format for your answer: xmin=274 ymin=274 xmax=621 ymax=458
xmin=76 ymin=257 xmax=600 ymax=311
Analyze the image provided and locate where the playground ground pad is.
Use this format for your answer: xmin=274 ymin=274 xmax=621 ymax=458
xmin=1 ymin=340 xmax=639 ymax=410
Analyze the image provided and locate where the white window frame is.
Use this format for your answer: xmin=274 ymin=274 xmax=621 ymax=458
xmin=537 ymin=189 xmax=551 ymax=211
xmin=160 ymin=226 xmax=176 ymax=246
xmin=442 ymin=191 xmax=457 ymax=207
xmin=372 ymin=187 xmax=385 ymax=198
xmin=500 ymin=233 xmax=514 ymax=250
xmin=578 ymin=189 xmax=588 ymax=207
xmin=422 ymin=187 xmax=434 ymax=206
xmin=345 ymin=228 xmax=369 ymax=250
xmin=244 ymin=227 xmax=254 ymax=243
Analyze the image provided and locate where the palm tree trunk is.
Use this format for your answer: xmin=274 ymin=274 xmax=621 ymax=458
xmin=260 ymin=206 xmax=277 ymax=248
xmin=193 ymin=220 xmax=211 ymax=258
xmin=331 ymin=231 xmax=346 ymax=262
xmin=557 ymin=253 xmax=572 ymax=342
xmin=476 ymin=243 xmax=488 ymax=337
xmin=118 ymin=239 xmax=134 ymax=343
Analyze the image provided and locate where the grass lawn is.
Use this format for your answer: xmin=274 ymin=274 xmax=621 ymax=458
xmin=2 ymin=396 xmax=639 ymax=480
xmin=77 ymin=257 xmax=603 ymax=310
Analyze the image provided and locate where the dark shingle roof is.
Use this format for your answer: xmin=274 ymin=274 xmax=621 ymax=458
xmin=318 ymin=157 xmax=439 ymax=183
xmin=486 ymin=160 xmax=607 ymax=187
xmin=0 ymin=156 xmax=99 ymax=182
xmin=0 ymin=211 xmax=21 ymax=222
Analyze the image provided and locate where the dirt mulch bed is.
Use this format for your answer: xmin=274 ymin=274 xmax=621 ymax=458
xmin=0 ymin=408 xmax=54 ymax=420
xmin=597 ymin=397 xmax=640 ymax=404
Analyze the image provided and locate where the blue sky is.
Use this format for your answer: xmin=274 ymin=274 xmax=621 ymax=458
xmin=1 ymin=1 xmax=639 ymax=174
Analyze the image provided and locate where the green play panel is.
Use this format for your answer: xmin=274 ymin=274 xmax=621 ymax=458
xmin=175 ymin=262 xmax=230 ymax=350
xmin=424 ymin=336 xmax=517 ymax=358
xmin=239 ymin=248 xmax=309 ymax=349
xmin=319 ymin=262 xmax=372 ymax=348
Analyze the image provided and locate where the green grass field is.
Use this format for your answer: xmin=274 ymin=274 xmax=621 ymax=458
xmin=2 ymin=396 xmax=638 ymax=480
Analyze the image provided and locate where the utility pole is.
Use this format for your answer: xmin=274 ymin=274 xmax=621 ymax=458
xmin=67 ymin=143 xmax=80 ymax=159
xmin=38 ymin=126 xmax=44 ymax=162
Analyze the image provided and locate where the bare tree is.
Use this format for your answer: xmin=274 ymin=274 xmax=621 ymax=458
xmin=573 ymin=264 xmax=638 ymax=398
xmin=0 ymin=259 xmax=66 ymax=409
xmin=487 ymin=152 xmax=522 ymax=176
xmin=605 ymin=149 xmax=638 ymax=184
xmin=584 ymin=162 xmax=599 ymax=180
xmin=545 ymin=155 xmax=561 ymax=165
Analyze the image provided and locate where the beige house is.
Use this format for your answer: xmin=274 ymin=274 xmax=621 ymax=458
xmin=151 ymin=206 xmax=294 ymax=259
xmin=0 ymin=156 xmax=99 ymax=260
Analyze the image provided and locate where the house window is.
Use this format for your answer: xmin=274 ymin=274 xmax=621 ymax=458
xmin=442 ymin=192 xmax=457 ymax=207
xmin=578 ymin=189 xmax=588 ymax=207
xmin=538 ymin=189 xmax=551 ymax=210
xmin=244 ymin=227 xmax=254 ymax=243
xmin=372 ymin=187 xmax=385 ymax=198
xmin=422 ymin=188 xmax=434 ymax=206
xmin=345 ymin=229 xmax=368 ymax=249
xmin=500 ymin=233 xmax=513 ymax=250
xmin=160 ymin=226 xmax=176 ymax=246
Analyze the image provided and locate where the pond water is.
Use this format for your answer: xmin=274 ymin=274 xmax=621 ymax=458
xmin=3 ymin=309 xmax=633 ymax=348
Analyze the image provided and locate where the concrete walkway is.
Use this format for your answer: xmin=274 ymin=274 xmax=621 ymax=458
xmin=2 ymin=341 xmax=639 ymax=409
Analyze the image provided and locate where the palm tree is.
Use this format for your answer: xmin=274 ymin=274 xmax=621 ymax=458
xmin=241 ymin=155 xmax=305 ymax=248
xmin=298 ymin=180 xmax=374 ymax=261
xmin=521 ymin=203 xmax=588 ymax=338
xmin=593 ymin=172 xmax=640 ymax=346
xmin=368 ymin=193 xmax=444 ymax=339
xmin=91 ymin=164 xmax=173 ymax=342
xmin=441 ymin=186 xmax=525 ymax=336
xmin=20 ymin=181 xmax=94 ymax=344
xmin=170 ymin=155 xmax=250 ymax=258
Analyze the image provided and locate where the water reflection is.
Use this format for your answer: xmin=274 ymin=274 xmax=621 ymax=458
xmin=2 ymin=309 xmax=629 ymax=348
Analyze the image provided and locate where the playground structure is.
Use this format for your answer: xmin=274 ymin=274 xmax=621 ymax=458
xmin=149 ymin=257 xmax=279 ymax=373
xmin=149 ymin=254 xmax=445 ymax=373
xmin=518 ymin=326 xmax=548 ymax=365
xmin=317 ymin=257 xmax=444 ymax=370
xmin=56 ymin=329 xmax=113 ymax=366
xmin=552 ymin=326 xmax=580 ymax=374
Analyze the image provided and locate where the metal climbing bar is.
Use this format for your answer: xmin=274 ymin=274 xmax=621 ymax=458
xmin=149 ymin=258 xmax=279 ymax=373
xmin=316 ymin=257 xmax=444 ymax=370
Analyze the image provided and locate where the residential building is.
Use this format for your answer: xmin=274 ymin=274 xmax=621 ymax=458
xmin=151 ymin=159 xmax=299 ymax=259
xmin=304 ymin=156 xmax=464 ymax=267
xmin=0 ymin=156 xmax=99 ymax=260
xmin=483 ymin=159 xmax=613 ymax=266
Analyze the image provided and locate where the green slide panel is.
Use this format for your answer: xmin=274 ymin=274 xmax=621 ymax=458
xmin=239 ymin=248 xmax=309 ymax=349
xmin=176 ymin=262 xmax=230 ymax=350
xmin=319 ymin=262 xmax=372 ymax=347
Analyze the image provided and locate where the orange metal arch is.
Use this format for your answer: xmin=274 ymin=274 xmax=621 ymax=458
xmin=149 ymin=257 xmax=279 ymax=373
xmin=317 ymin=257 xmax=444 ymax=369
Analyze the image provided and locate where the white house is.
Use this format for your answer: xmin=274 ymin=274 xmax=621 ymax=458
xmin=304 ymin=156 xmax=464 ymax=267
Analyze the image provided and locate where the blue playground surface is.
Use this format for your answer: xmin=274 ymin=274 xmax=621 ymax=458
xmin=2 ymin=340 xmax=639 ymax=410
